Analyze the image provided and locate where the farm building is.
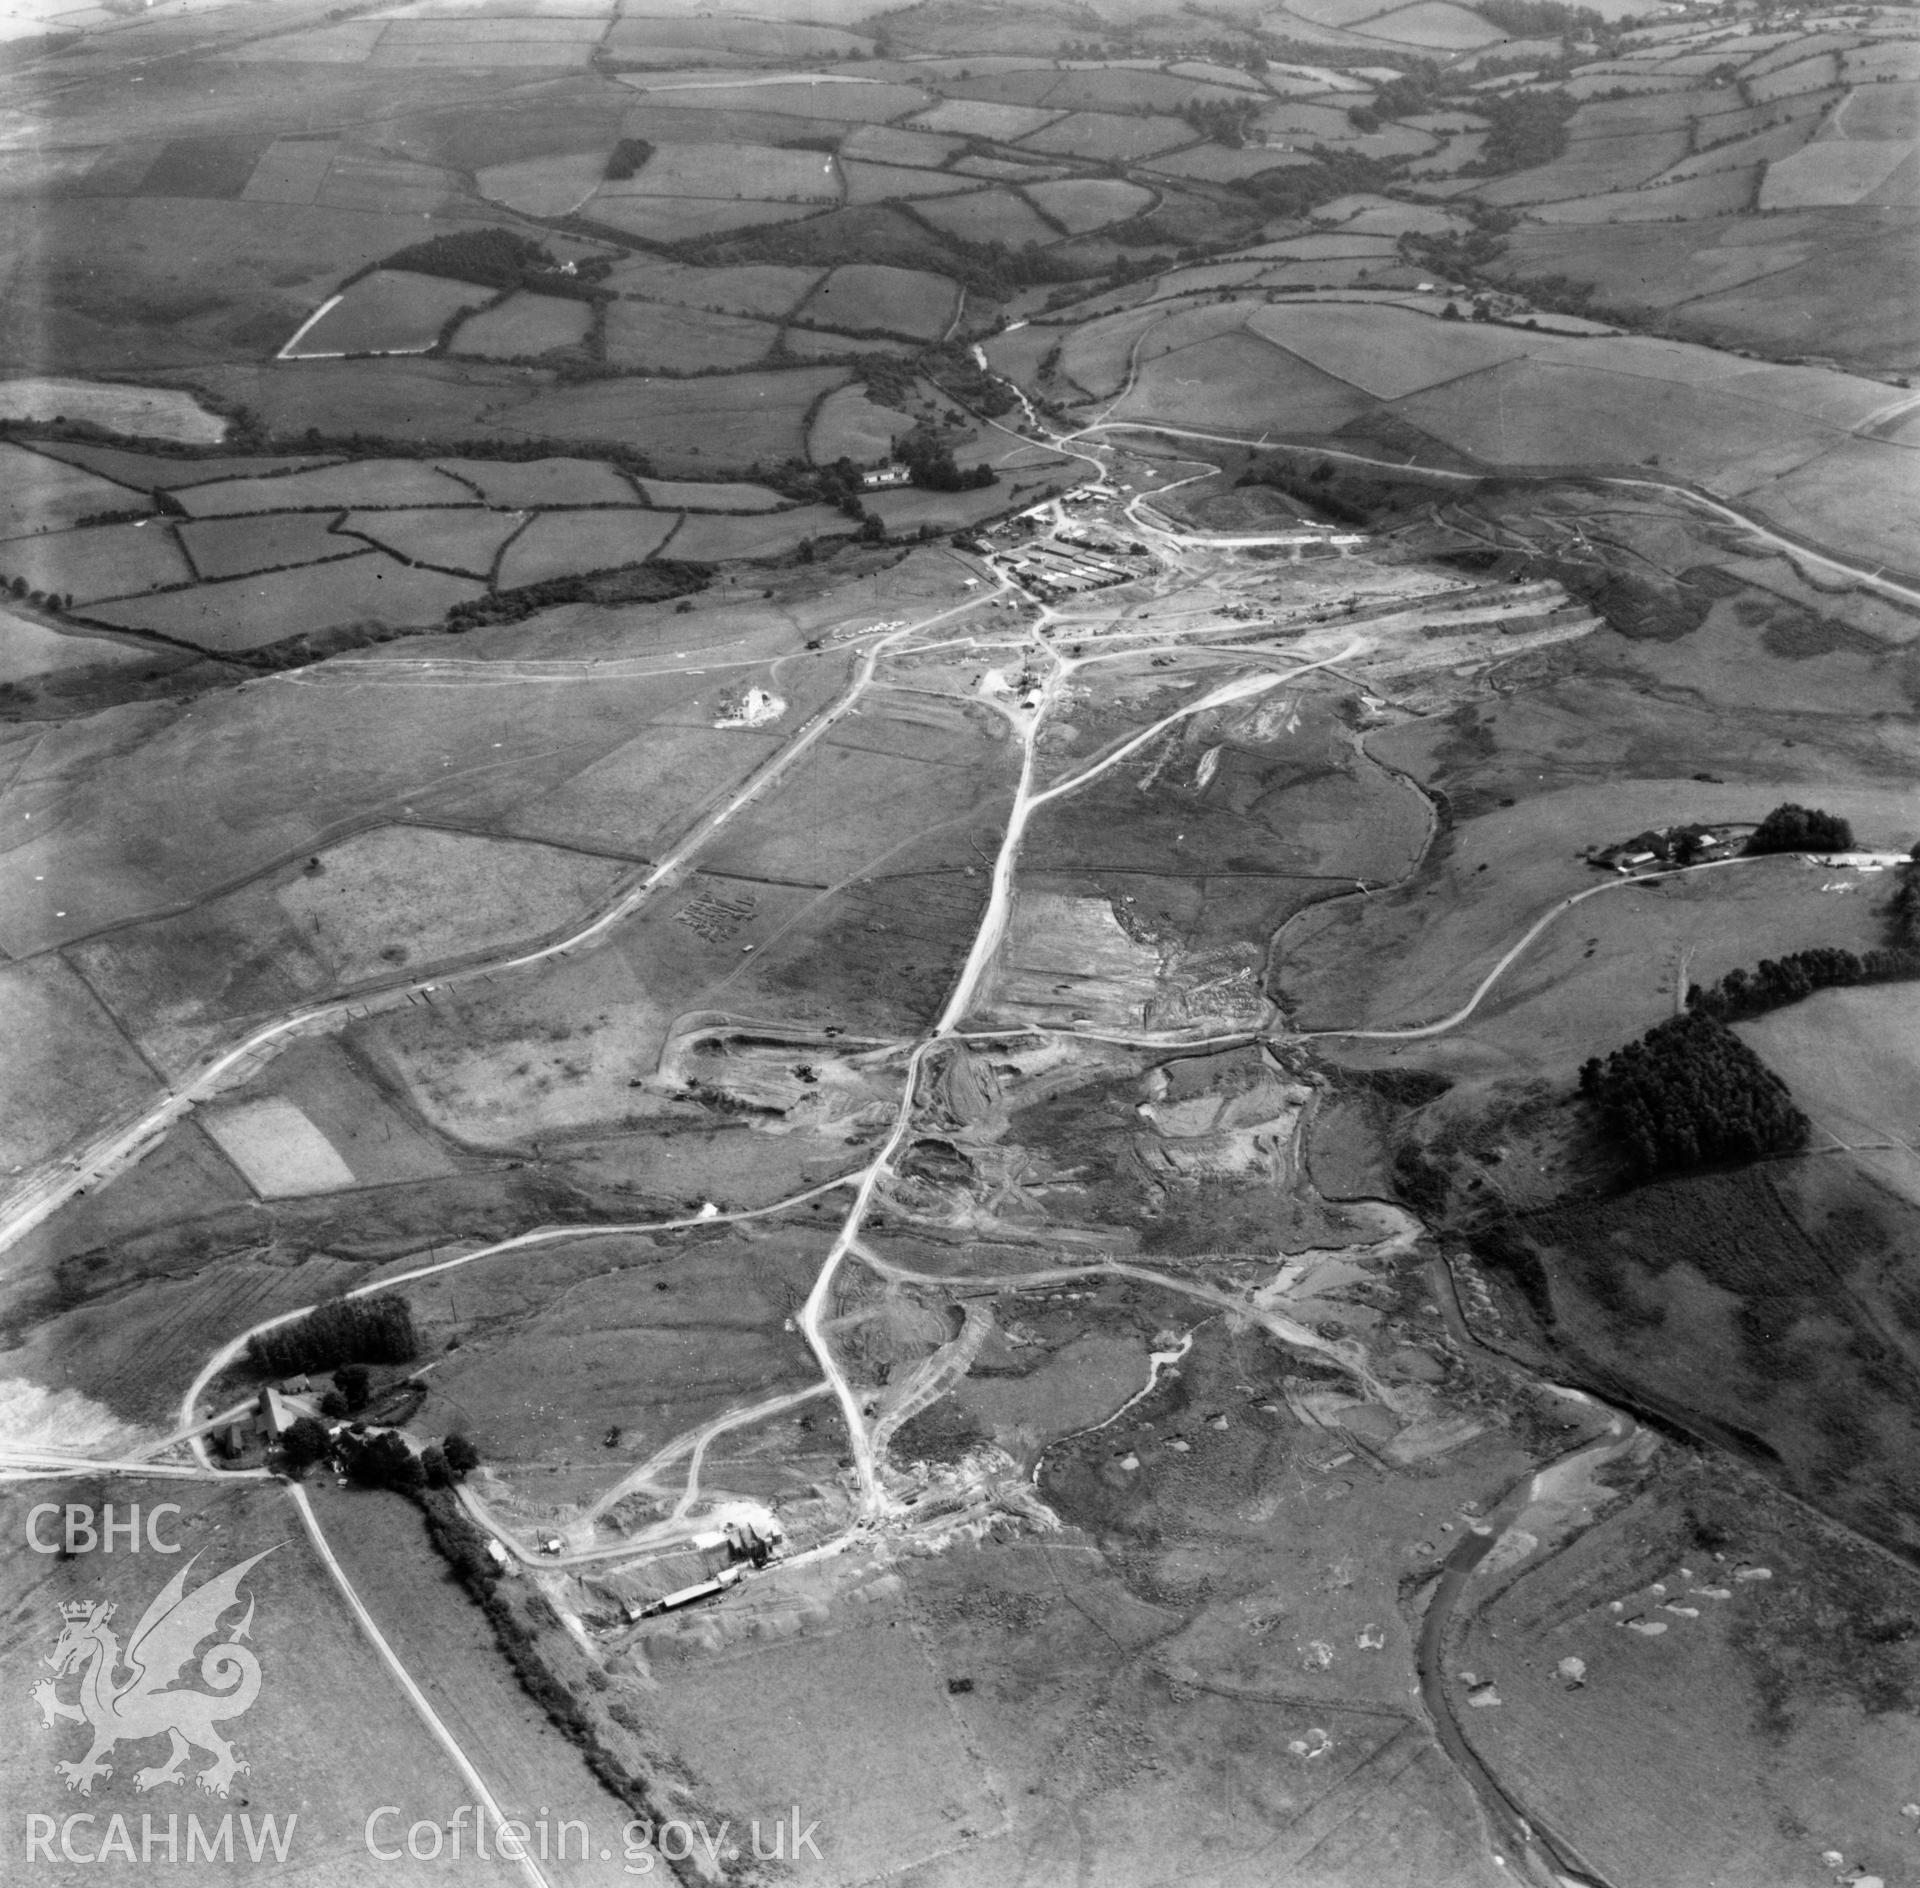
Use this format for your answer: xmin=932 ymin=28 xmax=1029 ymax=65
xmin=862 ymin=463 xmax=911 ymax=489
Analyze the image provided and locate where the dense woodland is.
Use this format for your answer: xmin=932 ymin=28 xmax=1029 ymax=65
xmin=1580 ymin=1013 xmax=1809 ymax=1176
xmin=246 ymin=1293 xmax=419 ymax=1377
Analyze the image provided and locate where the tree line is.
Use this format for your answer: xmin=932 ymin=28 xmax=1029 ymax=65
xmin=246 ymin=1294 xmax=417 ymax=1378
xmin=1579 ymin=1012 xmax=1808 ymax=1177
xmin=1685 ymin=945 xmax=1920 ymax=1024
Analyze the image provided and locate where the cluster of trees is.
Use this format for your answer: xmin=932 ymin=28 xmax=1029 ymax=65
xmin=898 ymin=426 xmax=995 ymax=491
xmin=4 ymin=575 xmax=73 ymax=612
xmin=375 ymin=228 xmax=606 ymax=303
xmin=1579 ymin=1011 xmax=1809 ymax=1177
xmin=801 ymin=455 xmax=880 ymax=524
xmin=919 ymin=341 xmax=1019 ymax=419
xmin=1229 ymin=146 xmax=1400 ymax=220
xmin=246 ymin=1294 xmax=417 ymax=1378
xmin=603 ymin=138 xmax=653 ymax=181
xmin=1474 ymin=0 xmax=1608 ymax=35
xmin=1745 ymin=802 xmax=1854 ymax=854
xmin=1181 ymin=96 xmax=1264 ymax=148
xmin=1399 ymin=209 xmax=1517 ymax=285
xmin=1237 ymin=452 xmax=1433 ymax=528
xmin=1467 ymin=90 xmax=1578 ymax=175
xmin=280 ymin=1417 xmax=477 ymax=1489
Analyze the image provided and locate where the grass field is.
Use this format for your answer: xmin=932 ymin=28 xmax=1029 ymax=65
xmin=437 ymin=456 xmax=638 ymax=507
xmin=0 ymin=379 xmax=225 ymax=443
xmin=0 ymin=609 xmax=156 ymax=687
xmin=1283 ymin=778 xmax=1918 ymax=1071
xmin=799 ymin=263 xmax=958 ymax=340
xmin=911 ymin=186 xmax=1059 ymax=247
xmin=666 ymin=504 xmax=848 ymax=560
xmin=841 ymin=159 xmax=981 ymax=203
xmin=0 ymin=520 xmax=193 ymax=603
xmin=179 ymin=512 xmax=356 ymax=581
xmin=1739 ymin=439 xmax=1919 ymax=578
xmin=607 ymin=258 xmax=821 ymax=317
xmin=1459 ymin=1468 xmax=1920 ymax=1888
xmin=486 ymin=367 xmax=849 ymax=469
xmin=1532 ymin=166 xmax=1759 ymax=221
xmin=1741 ymin=988 xmax=1920 ymax=1207
xmin=1148 ymin=142 xmax=1318 ymax=181
xmin=282 ymin=269 xmax=494 ymax=359
xmin=495 ymin=508 xmax=679 ymax=587
xmin=624 ymin=78 xmax=929 ymax=122
xmin=307 ymin=1481 xmax=645 ymax=1888
xmin=474 ymin=149 xmax=608 ymax=216
xmin=1479 ymin=131 xmax=1693 ymax=203
xmin=1113 ymin=328 xmax=1378 ymax=437
xmin=0 ymin=955 xmax=161 ymax=1173
xmin=86 ymin=554 xmax=481 ymax=651
xmin=340 ymin=507 xmax=523 ymax=576
xmin=597 ymin=140 xmax=841 ymax=200
xmin=71 ymin=822 xmax=630 ymax=1074
xmin=0 ymin=443 xmax=147 ymax=538
xmin=1761 ymin=137 xmax=1914 ymax=207
xmin=1017 ymin=110 xmax=1192 ymax=161
xmin=809 ymin=381 xmax=914 ymax=461
xmin=601 ymin=299 xmax=777 ymax=372
xmin=258 ymin=1037 xmax=454 ymax=1190
xmin=177 ymin=460 xmax=478 ymax=517
xmin=840 ymin=124 xmax=961 ymax=169
xmin=1024 ymin=176 xmax=1156 ymax=233
xmin=910 ymin=97 xmax=1060 ymax=140
xmin=636 ymin=476 xmax=785 ymax=511
xmin=31 ymin=443 xmax=337 ymax=492
xmin=200 ymin=1094 xmax=358 ymax=1195
xmin=449 ymin=293 xmax=594 ymax=359
xmin=586 ymin=194 xmax=824 ymax=241
xmin=0 ymin=1477 xmax=505 ymax=1881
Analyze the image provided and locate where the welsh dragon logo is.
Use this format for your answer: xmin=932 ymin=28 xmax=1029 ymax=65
xmin=29 ymin=1547 xmax=275 ymax=1798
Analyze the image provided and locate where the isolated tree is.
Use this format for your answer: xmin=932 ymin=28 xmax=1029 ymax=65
xmin=335 ymin=1363 xmax=372 ymax=1413
xmin=442 ymin=1433 xmax=480 ymax=1478
xmin=319 ymin=1389 xmax=349 ymax=1419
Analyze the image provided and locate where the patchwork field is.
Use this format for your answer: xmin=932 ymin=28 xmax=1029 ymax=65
xmin=602 ymin=299 xmax=777 ymax=372
xmin=341 ymin=506 xmax=524 ymax=576
xmin=911 ymin=187 xmax=1059 ymax=247
xmin=179 ymin=511 xmax=358 ymax=581
xmin=282 ymin=269 xmax=494 ymax=359
xmin=495 ymin=508 xmax=680 ymax=587
xmin=449 ymin=292 xmax=594 ymax=359
xmin=598 ymin=140 xmax=841 ymax=201
xmin=86 ymin=554 xmax=483 ymax=652
xmin=797 ymin=263 xmax=958 ymax=340
xmin=10 ymin=15 xmax=1920 ymax=1888
xmin=176 ymin=459 xmax=479 ymax=517
xmin=0 ymin=519 xmax=193 ymax=602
